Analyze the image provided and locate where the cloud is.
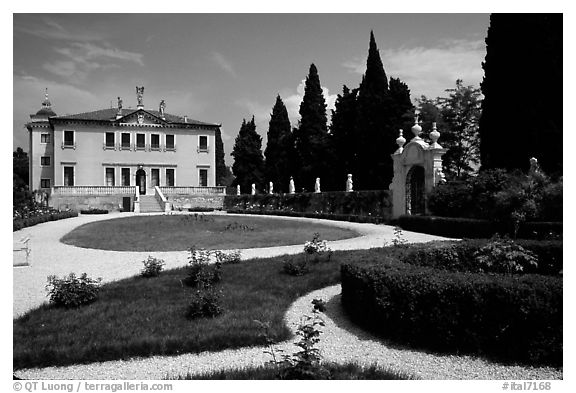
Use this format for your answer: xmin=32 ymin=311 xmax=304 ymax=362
xmin=283 ymin=80 xmax=338 ymax=125
xmin=343 ymin=39 xmax=486 ymax=100
xmin=15 ymin=16 xmax=105 ymax=42
xmin=43 ymin=42 xmax=143 ymax=82
xmin=210 ymin=52 xmax=236 ymax=77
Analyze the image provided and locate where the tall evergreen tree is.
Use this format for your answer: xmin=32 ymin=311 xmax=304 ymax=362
xmin=231 ymin=117 xmax=265 ymax=193
xmin=264 ymin=95 xmax=293 ymax=192
xmin=330 ymin=85 xmax=358 ymax=182
xmin=389 ymin=77 xmax=415 ymax=137
xmin=479 ymin=14 xmax=562 ymax=175
xmin=214 ymin=128 xmax=227 ymax=186
xmin=354 ymin=31 xmax=395 ymax=190
xmin=292 ymin=63 xmax=333 ymax=191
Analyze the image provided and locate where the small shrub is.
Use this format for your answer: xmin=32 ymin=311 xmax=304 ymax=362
xmin=214 ymin=250 xmax=242 ymax=264
xmin=474 ymin=236 xmax=538 ymax=274
xmin=311 ymin=298 xmax=327 ymax=312
xmin=80 ymin=208 xmax=109 ymax=214
xmin=223 ymin=222 xmax=254 ymax=232
xmin=303 ymin=232 xmax=332 ymax=262
xmin=183 ymin=246 xmax=222 ymax=287
xmin=140 ymin=256 xmax=165 ymax=278
xmin=46 ymin=273 xmax=102 ymax=308
xmin=185 ymin=288 xmax=223 ymax=319
xmin=282 ymin=257 xmax=309 ymax=276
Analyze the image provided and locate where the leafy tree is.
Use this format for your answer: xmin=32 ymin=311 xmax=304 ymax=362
xmin=415 ymin=95 xmax=444 ymax=135
xmin=13 ymin=147 xmax=32 ymax=210
xmin=264 ymin=95 xmax=293 ymax=193
xmin=479 ymin=14 xmax=562 ymax=176
xmin=292 ymin=64 xmax=333 ymax=191
xmin=214 ymin=128 xmax=227 ymax=186
xmin=330 ymin=85 xmax=358 ymax=183
xmin=231 ymin=117 xmax=265 ymax=192
xmin=13 ymin=147 xmax=29 ymax=186
xmin=437 ymin=79 xmax=482 ymax=178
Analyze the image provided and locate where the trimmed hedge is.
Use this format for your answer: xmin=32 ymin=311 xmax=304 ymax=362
xmin=80 ymin=209 xmax=109 ymax=215
xmin=341 ymin=260 xmax=562 ymax=366
xmin=224 ymin=190 xmax=392 ymax=221
xmin=13 ymin=210 xmax=78 ymax=231
xmin=188 ymin=207 xmax=216 ymax=212
xmin=226 ymin=208 xmax=386 ymax=224
xmin=396 ymin=215 xmax=562 ymax=240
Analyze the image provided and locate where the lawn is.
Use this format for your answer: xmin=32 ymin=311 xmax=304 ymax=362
xmin=60 ymin=214 xmax=358 ymax=251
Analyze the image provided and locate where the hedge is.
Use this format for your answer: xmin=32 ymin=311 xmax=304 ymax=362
xmin=224 ymin=190 xmax=392 ymax=221
xmin=341 ymin=260 xmax=562 ymax=366
xmin=13 ymin=210 xmax=79 ymax=231
xmin=80 ymin=209 xmax=109 ymax=215
xmin=226 ymin=208 xmax=386 ymax=224
xmin=396 ymin=215 xmax=562 ymax=240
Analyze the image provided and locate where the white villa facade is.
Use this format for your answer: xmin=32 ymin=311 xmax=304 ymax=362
xmin=26 ymin=88 xmax=225 ymax=213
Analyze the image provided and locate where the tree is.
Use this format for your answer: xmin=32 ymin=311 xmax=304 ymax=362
xmin=264 ymin=95 xmax=293 ymax=192
xmin=292 ymin=63 xmax=333 ymax=191
xmin=13 ymin=147 xmax=31 ymax=210
xmin=13 ymin=147 xmax=29 ymax=186
xmin=214 ymin=128 xmax=227 ymax=186
xmin=330 ymin=85 xmax=358 ymax=182
xmin=389 ymin=77 xmax=415 ymax=137
xmin=437 ymin=80 xmax=483 ymax=178
xmin=479 ymin=14 xmax=562 ymax=176
xmin=231 ymin=117 xmax=265 ymax=192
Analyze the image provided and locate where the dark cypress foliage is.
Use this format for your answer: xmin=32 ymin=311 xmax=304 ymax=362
xmin=292 ymin=63 xmax=332 ymax=191
xmin=389 ymin=77 xmax=415 ymax=138
xmin=231 ymin=117 xmax=265 ymax=193
xmin=479 ymin=14 xmax=562 ymax=176
xmin=214 ymin=128 xmax=227 ymax=186
xmin=330 ymin=85 xmax=359 ymax=183
xmin=264 ymin=95 xmax=293 ymax=193
xmin=354 ymin=31 xmax=396 ymax=190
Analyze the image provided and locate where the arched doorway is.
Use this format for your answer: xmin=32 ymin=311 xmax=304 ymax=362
xmin=136 ymin=168 xmax=146 ymax=195
xmin=405 ymin=165 xmax=425 ymax=215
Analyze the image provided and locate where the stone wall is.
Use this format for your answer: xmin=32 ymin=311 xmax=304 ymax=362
xmin=50 ymin=195 xmax=134 ymax=212
xmin=167 ymin=194 xmax=225 ymax=210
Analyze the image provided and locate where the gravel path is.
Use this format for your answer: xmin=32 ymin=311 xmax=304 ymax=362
xmin=13 ymin=212 xmax=562 ymax=379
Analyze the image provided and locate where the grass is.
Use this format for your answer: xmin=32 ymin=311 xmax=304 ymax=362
xmin=60 ymin=215 xmax=357 ymax=251
xmin=174 ymin=362 xmax=415 ymax=380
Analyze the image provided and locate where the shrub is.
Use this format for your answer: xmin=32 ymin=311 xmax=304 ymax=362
xmin=341 ymin=261 xmax=562 ymax=366
xmin=473 ymin=236 xmax=538 ymax=274
xmin=183 ymin=246 xmax=222 ymax=288
xmin=282 ymin=257 xmax=309 ymax=276
xmin=13 ymin=210 xmax=78 ymax=231
xmin=140 ymin=256 xmax=166 ymax=278
xmin=303 ymin=232 xmax=332 ymax=262
xmin=80 ymin=208 xmax=108 ymax=214
xmin=185 ymin=288 xmax=223 ymax=319
xmin=213 ymin=250 xmax=242 ymax=264
xmin=46 ymin=273 xmax=102 ymax=308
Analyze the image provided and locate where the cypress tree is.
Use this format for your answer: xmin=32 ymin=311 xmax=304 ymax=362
xmin=264 ymin=95 xmax=293 ymax=192
xmin=479 ymin=14 xmax=562 ymax=175
xmin=330 ymin=85 xmax=359 ymax=182
xmin=292 ymin=63 xmax=332 ymax=191
xmin=214 ymin=128 xmax=227 ymax=186
xmin=231 ymin=117 xmax=265 ymax=193
xmin=389 ymin=77 xmax=415 ymax=138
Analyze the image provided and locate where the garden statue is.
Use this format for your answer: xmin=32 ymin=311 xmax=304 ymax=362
xmin=529 ymin=157 xmax=542 ymax=175
xmin=136 ymin=86 xmax=144 ymax=108
xmin=314 ymin=178 xmax=321 ymax=193
xmin=159 ymin=100 xmax=166 ymax=118
xmin=289 ymin=177 xmax=295 ymax=194
xmin=236 ymin=184 xmax=241 ymax=196
xmin=346 ymin=174 xmax=353 ymax=192
xmin=117 ymin=96 xmax=123 ymax=111
xmin=251 ymin=183 xmax=256 ymax=195
xmin=269 ymin=182 xmax=274 ymax=194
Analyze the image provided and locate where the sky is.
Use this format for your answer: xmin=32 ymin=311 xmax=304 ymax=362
xmin=13 ymin=13 xmax=490 ymax=165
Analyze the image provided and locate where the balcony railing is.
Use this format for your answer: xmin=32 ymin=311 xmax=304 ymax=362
xmin=52 ymin=186 xmax=137 ymax=196
xmin=159 ymin=186 xmax=225 ymax=195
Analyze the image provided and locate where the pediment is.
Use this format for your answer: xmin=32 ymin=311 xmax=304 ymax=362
xmin=119 ymin=110 xmax=166 ymax=126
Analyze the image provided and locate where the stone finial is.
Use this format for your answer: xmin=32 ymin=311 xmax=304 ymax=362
xmin=395 ymin=129 xmax=406 ymax=153
xmin=289 ymin=177 xmax=295 ymax=194
xmin=429 ymin=122 xmax=442 ymax=148
xmin=236 ymin=184 xmax=241 ymax=195
xmin=346 ymin=174 xmax=354 ymax=192
xmin=314 ymin=178 xmax=321 ymax=193
xmin=269 ymin=181 xmax=274 ymax=194
xmin=136 ymin=86 xmax=144 ymax=109
xmin=251 ymin=183 xmax=256 ymax=195
xmin=411 ymin=114 xmax=422 ymax=139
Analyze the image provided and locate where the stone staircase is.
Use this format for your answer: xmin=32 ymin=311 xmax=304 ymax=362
xmin=139 ymin=194 xmax=164 ymax=213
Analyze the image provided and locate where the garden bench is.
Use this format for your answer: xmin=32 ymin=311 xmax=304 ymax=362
xmin=13 ymin=236 xmax=31 ymax=267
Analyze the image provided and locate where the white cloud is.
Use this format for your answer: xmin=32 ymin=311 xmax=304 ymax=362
xmin=343 ymin=39 xmax=485 ymax=100
xmin=210 ymin=52 xmax=236 ymax=77
xmin=15 ymin=16 xmax=105 ymax=42
xmin=284 ymin=80 xmax=338 ymax=125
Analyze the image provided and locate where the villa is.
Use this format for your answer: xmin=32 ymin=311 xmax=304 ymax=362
xmin=25 ymin=87 xmax=225 ymax=213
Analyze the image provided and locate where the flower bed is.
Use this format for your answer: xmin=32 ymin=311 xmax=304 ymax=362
xmin=13 ymin=209 xmax=78 ymax=231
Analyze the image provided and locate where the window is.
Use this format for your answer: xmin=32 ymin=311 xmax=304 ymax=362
xmin=63 ymin=166 xmax=74 ymax=186
xmin=136 ymin=133 xmax=145 ymax=150
xmin=199 ymin=168 xmax=208 ymax=187
xmin=121 ymin=133 xmax=131 ymax=150
xmin=41 ymin=133 xmax=50 ymax=144
xmin=121 ymin=168 xmax=131 ymax=186
xmin=63 ymin=131 xmax=74 ymax=147
xmin=166 ymin=134 xmax=175 ymax=150
xmin=198 ymin=135 xmax=208 ymax=152
xmin=40 ymin=179 xmax=51 ymax=189
xmin=151 ymin=168 xmax=160 ymax=187
xmin=105 ymin=168 xmax=115 ymax=186
xmin=105 ymin=132 xmax=115 ymax=148
xmin=166 ymin=168 xmax=175 ymax=186
xmin=40 ymin=156 xmax=51 ymax=166
xmin=151 ymin=134 xmax=160 ymax=150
